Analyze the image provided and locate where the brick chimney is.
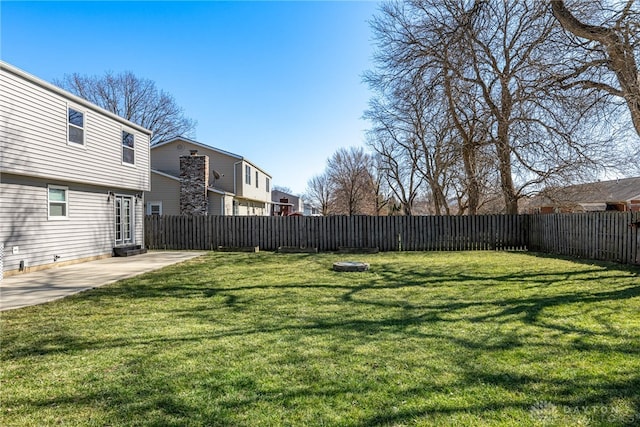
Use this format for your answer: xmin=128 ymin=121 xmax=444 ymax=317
xmin=180 ymin=150 xmax=209 ymax=215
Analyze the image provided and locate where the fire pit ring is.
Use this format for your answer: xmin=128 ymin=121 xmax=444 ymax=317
xmin=333 ymin=261 xmax=370 ymax=272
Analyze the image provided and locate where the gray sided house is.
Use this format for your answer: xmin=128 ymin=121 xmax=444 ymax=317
xmin=271 ymin=190 xmax=320 ymax=216
xmin=0 ymin=61 xmax=152 ymax=277
xmin=271 ymin=189 xmax=303 ymax=216
xmin=146 ymin=137 xmax=272 ymax=216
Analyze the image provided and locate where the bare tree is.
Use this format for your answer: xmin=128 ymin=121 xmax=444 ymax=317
xmin=367 ymin=0 xmax=619 ymax=214
xmin=365 ymin=64 xmax=458 ymax=215
xmin=326 ymin=147 xmax=377 ymax=215
xmin=370 ymin=154 xmax=393 ymax=215
xmin=365 ymin=92 xmax=426 ymax=216
xmin=550 ymin=0 xmax=640 ymax=137
xmin=55 ymin=71 xmax=196 ymax=144
xmin=366 ymin=122 xmax=424 ymax=215
xmin=366 ymin=1 xmax=501 ymax=213
xmin=439 ymin=35 xmax=501 ymax=215
xmin=305 ymin=172 xmax=333 ymax=216
xmin=452 ymin=0 xmax=570 ymax=213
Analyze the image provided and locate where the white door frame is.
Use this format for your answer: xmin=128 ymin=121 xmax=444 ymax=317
xmin=115 ymin=195 xmax=135 ymax=246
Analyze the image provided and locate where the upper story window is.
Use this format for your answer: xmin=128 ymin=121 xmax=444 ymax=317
xmin=68 ymin=107 xmax=84 ymax=145
xmin=48 ymin=185 xmax=68 ymax=220
xmin=266 ymin=177 xmax=270 ymax=192
xmin=122 ymin=130 xmax=135 ymax=165
xmin=245 ymin=165 xmax=251 ymax=185
xmin=255 ymin=171 xmax=259 ymax=188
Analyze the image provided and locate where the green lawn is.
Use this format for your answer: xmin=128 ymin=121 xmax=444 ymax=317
xmin=1 ymin=252 xmax=639 ymax=426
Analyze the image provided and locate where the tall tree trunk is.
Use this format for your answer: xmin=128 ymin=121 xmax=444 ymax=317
xmin=496 ymin=75 xmax=519 ymax=214
xmin=443 ymin=64 xmax=482 ymax=215
xmin=495 ymin=124 xmax=519 ymax=214
xmin=462 ymin=142 xmax=480 ymax=215
xmin=403 ymin=201 xmax=413 ymax=216
xmin=429 ymin=181 xmax=449 ymax=215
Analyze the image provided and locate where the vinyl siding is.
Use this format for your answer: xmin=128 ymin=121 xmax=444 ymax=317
xmin=151 ymin=140 xmax=240 ymax=194
xmin=208 ymin=194 xmax=222 ymax=216
xmin=233 ymin=199 xmax=269 ymax=216
xmin=0 ymin=65 xmax=150 ymax=191
xmin=212 ymin=194 xmax=234 ymax=216
xmin=272 ymin=190 xmax=303 ymax=213
xmin=146 ymin=173 xmax=181 ymax=215
xmin=147 ymin=172 xmax=233 ymax=216
xmin=151 ymin=139 xmax=271 ymax=200
xmin=237 ymin=160 xmax=271 ymax=203
xmin=0 ymin=173 xmax=144 ymax=273
xmin=150 ymin=139 xmax=272 ymax=216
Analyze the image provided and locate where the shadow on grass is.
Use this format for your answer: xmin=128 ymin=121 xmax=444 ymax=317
xmin=3 ymin=252 xmax=640 ymax=426
xmin=356 ymin=377 xmax=640 ymax=427
xmin=525 ymin=251 xmax=640 ymax=274
xmin=10 ymin=251 xmax=637 ymax=358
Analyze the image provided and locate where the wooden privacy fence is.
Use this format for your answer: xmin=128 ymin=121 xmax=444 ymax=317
xmin=145 ymin=212 xmax=640 ymax=265
xmin=145 ymin=214 xmax=528 ymax=252
xmin=528 ymin=211 xmax=639 ymax=265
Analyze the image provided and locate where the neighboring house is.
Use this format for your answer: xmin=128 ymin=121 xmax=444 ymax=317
xmin=0 ymin=61 xmax=152 ymax=277
xmin=271 ymin=189 xmax=303 ymax=216
xmin=303 ymin=201 xmax=321 ymax=216
xmin=146 ymin=137 xmax=272 ymax=216
xmin=271 ymin=191 xmax=321 ymax=216
xmin=525 ymin=177 xmax=640 ymax=214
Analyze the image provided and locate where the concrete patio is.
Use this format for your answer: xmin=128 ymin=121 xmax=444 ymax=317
xmin=0 ymin=251 xmax=206 ymax=311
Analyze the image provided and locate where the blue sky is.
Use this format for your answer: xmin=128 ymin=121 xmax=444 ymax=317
xmin=1 ymin=1 xmax=380 ymax=194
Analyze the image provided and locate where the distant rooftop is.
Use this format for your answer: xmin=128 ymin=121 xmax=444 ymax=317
xmin=531 ymin=177 xmax=640 ymax=207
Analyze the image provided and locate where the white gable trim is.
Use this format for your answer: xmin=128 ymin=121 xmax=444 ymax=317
xmin=152 ymin=137 xmax=242 ymax=159
xmin=151 ymin=169 xmax=180 ymax=182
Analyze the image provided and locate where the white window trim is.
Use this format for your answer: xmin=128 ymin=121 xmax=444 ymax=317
xmin=245 ymin=165 xmax=251 ymax=185
xmin=121 ymin=127 xmax=136 ymax=167
xmin=147 ymin=201 xmax=163 ymax=215
xmin=48 ymin=185 xmax=69 ymax=220
xmin=67 ymin=103 xmax=86 ymax=148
